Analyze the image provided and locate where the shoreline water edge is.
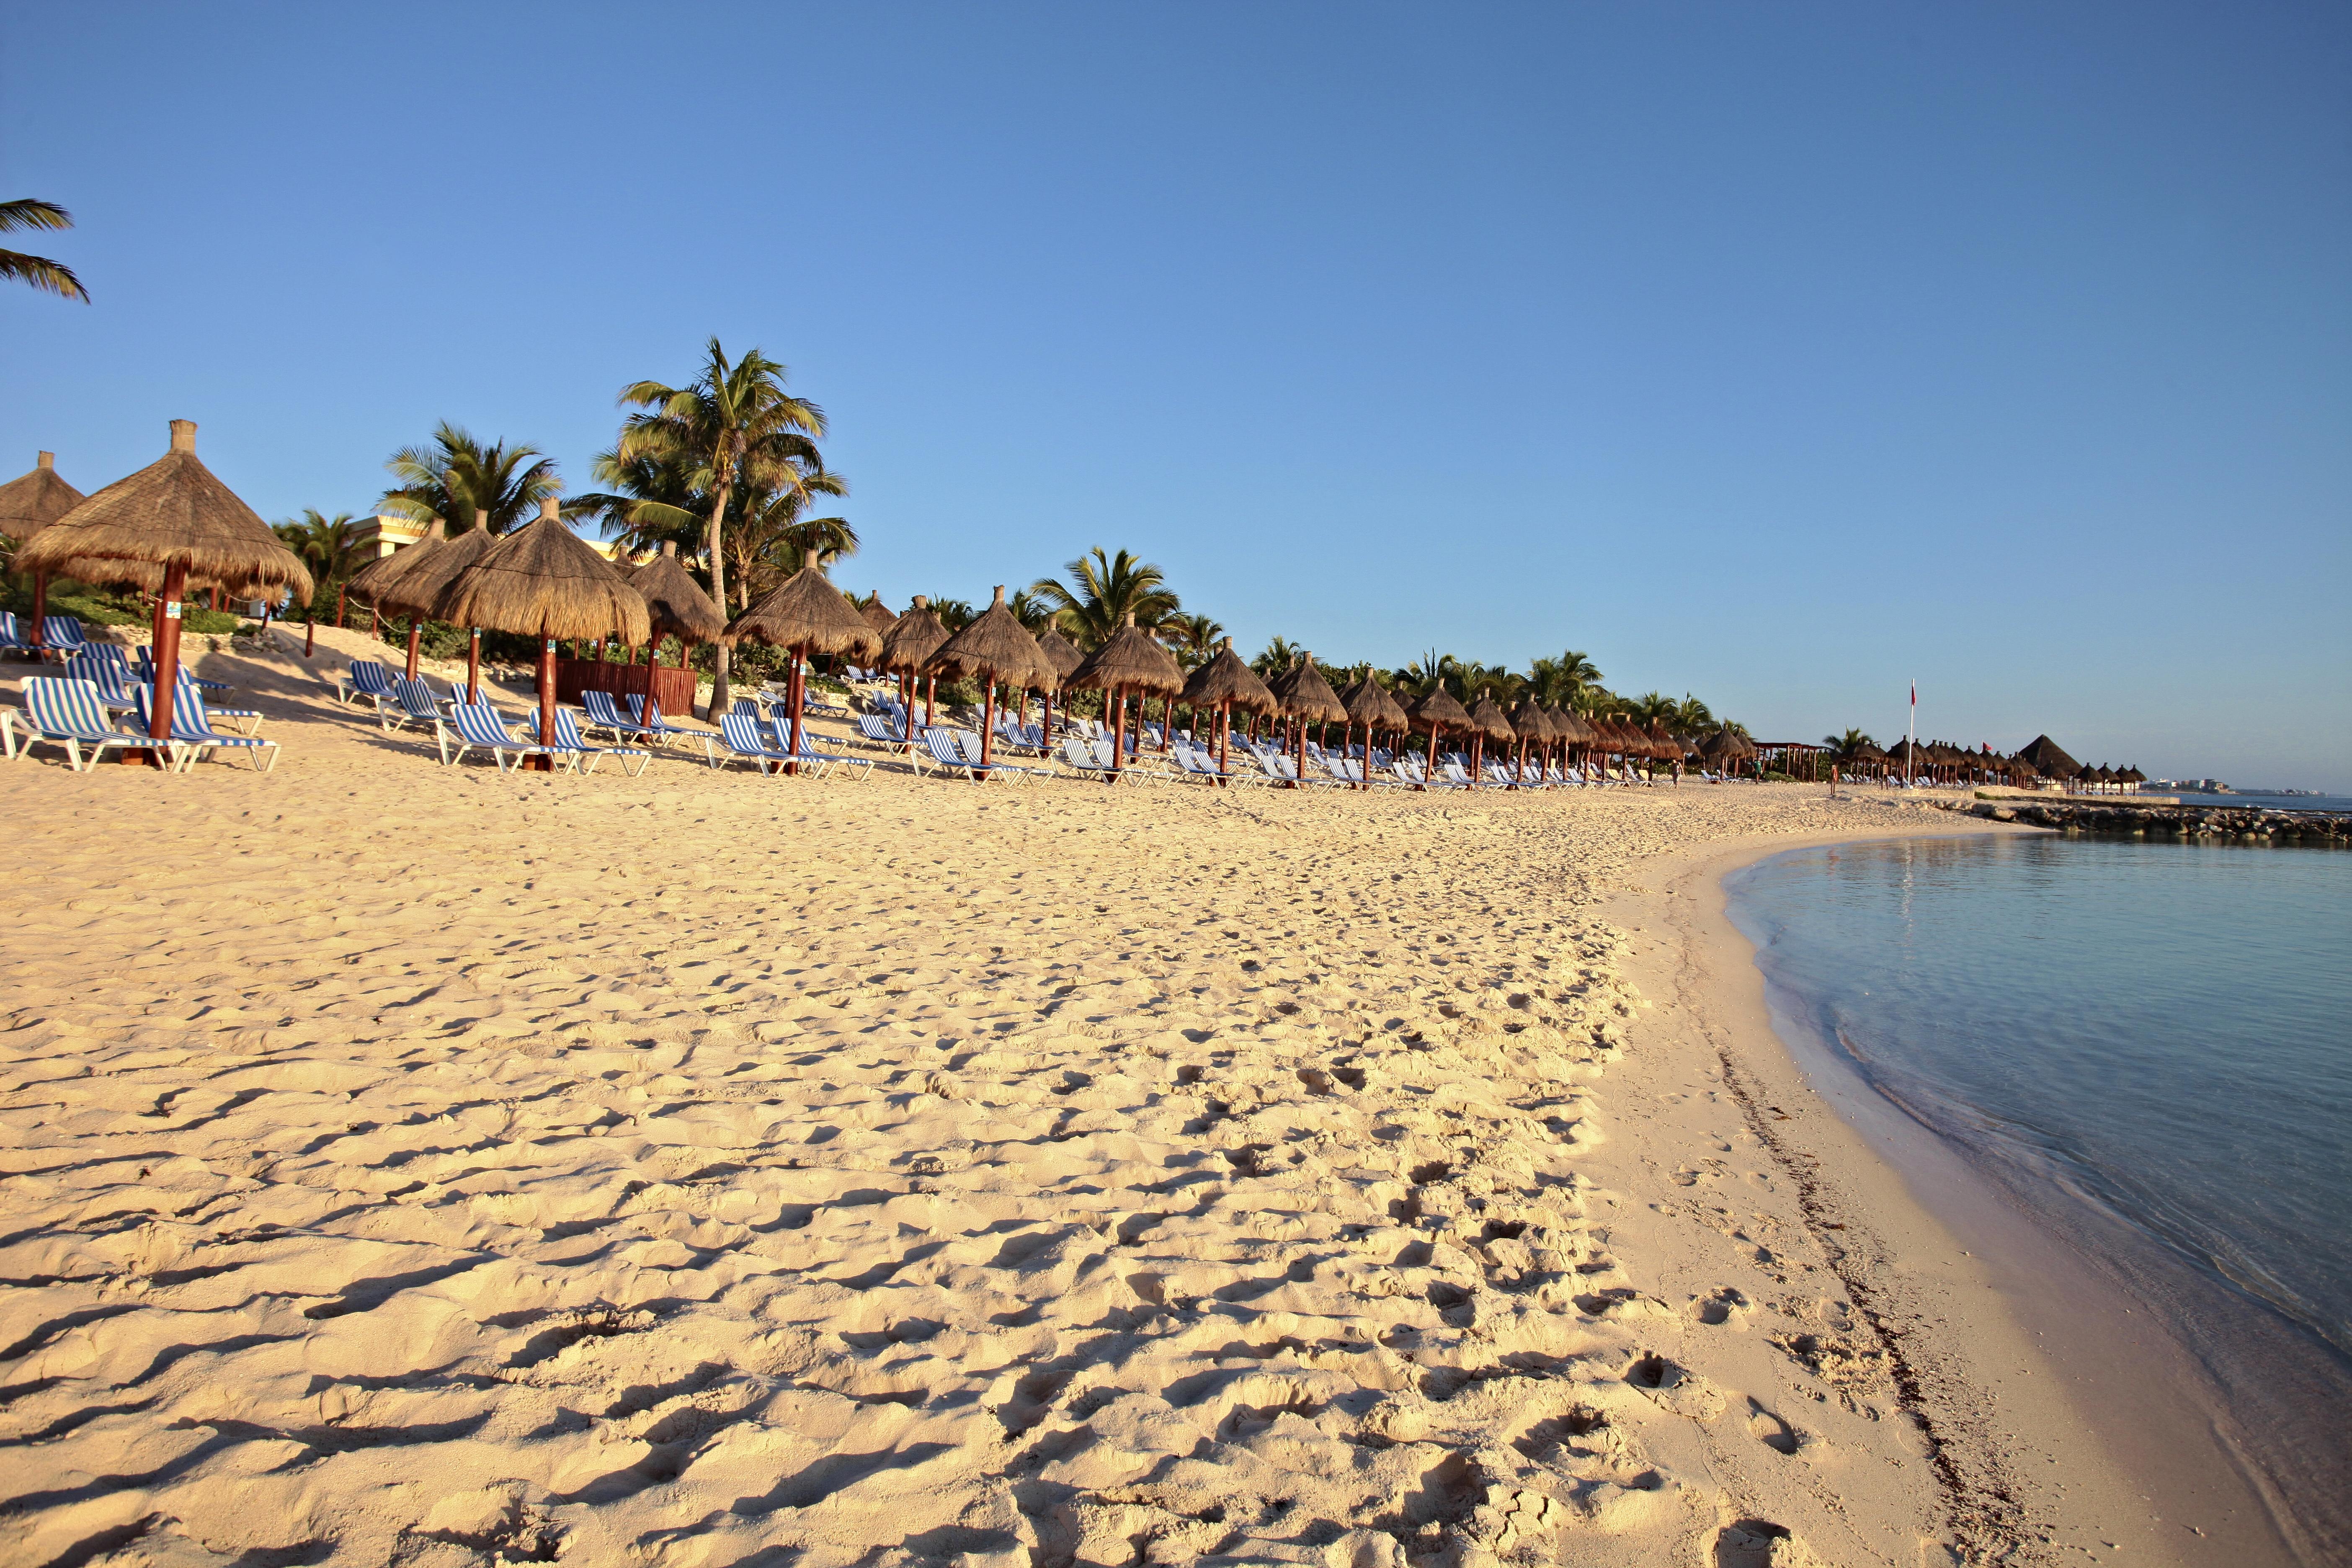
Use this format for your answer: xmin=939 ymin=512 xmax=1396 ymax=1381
xmin=1662 ymin=828 xmax=2317 ymax=1567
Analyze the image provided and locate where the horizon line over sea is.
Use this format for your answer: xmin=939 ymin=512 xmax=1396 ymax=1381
xmin=1725 ymin=833 xmax=2351 ymax=1565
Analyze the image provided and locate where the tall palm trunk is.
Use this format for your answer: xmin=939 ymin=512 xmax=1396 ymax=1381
xmin=704 ymin=472 xmax=732 ymax=719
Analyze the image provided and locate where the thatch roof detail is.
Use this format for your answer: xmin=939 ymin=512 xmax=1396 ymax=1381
xmin=1545 ymin=704 xmax=1591 ymax=745
xmin=1462 ymin=693 xmax=1515 ymax=743
xmin=347 ymin=516 xmax=438 ymax=600
xmin=18 ymin=420 xmax=313 ymax=599
xmin=929 ymin=585 xmax=1057 ymax=690
xmin=629 ymin=541 xmax=726 ymax=644
xmin=1035 ymin=625 xmax=1085 ymax=681
xmin=1342 ymin=675 xmax=1411 ymax=730
xmin=727 ymin=561 xmax=882 ymax=659
xmin=1410 ymin=683 xmax=1471 ymax=732
xmin=0 ymin=452 xmax=85 ymax=546
xmin=1066 ymin=613 xmax=1185 ymax=696
xmin=1182 ymin=640 xmax=1278 ymax=715
xmin=433 ymin=501 xmax=650 ymax=643
xmin=2017 ymin=735 xmax=2080 ymax=778
xmin=1509 ymin=699 xmax=1556 ymax=743
xmin=1851 ymin=741 xmax=1889 ymax=762
xmin=879 ymin=595 xmax=950 ymax=673
xmin=391 ymin=515 xmax=503 ymax=621
xmin=859 ymin=594 xmax=898 ymax=633
xmin=1269 ymin=655 xmax=1347 ymax=723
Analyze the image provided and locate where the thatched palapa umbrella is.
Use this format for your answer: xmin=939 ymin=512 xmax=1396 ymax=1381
xmin=434 ymin=498 xmax=648 ymax=762
xmin=859 ymin=593 xmax=897 ymax=639
xmin=0 ymin=451 xmax=88 ymax=656
xmin=728 ymin=561 xmax=881 ymax=771
xmin=1462 ymin=693 xmax=1515 ymax=785
xmin=1341 ymin=675 xmax=1410 ymax=790
xmin=928 ymin=585 xmax=1055 ymax=770
xmin=346 ymin=516 xmax=449 ymax=679
xmin=1269 ymin=654 xmax=1346 ymax=789
xmin=1408 ymin=680 xmax=1471 ymax=781
xmin=1182 ymin=638 xmax=1277 ymax=782
xmin=1066 ymin=613 xmax=1184 ymax=781
xmin=630 ymin=540 xmax=726 ymax=682
xmin=879 ymin=595 xmax=951 ymax=727
xmin=1034 ymin=625 xmax=1083 ymax=743
xmin=385 ymin=510 xmax=503 ymax=699
xmin=19 ymin=421 xmax=312 ymax=756
xmin=1509 ymin=699 xmax=1554 ymax=781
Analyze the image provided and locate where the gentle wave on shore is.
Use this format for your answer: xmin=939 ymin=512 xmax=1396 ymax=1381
xmin=1726 ymin=835 xmax=2351 ymax=1563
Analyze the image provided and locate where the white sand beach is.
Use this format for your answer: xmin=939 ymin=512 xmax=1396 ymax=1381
xmin=0 ymin=633 xmax=2189 ymax=1568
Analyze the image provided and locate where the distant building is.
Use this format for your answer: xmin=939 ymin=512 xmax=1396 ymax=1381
xmin=351 ymin=513 xmax=629 ymax=563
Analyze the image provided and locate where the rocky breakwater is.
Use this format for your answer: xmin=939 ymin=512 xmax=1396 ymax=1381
xmin=1945 ymin=797 xmax=2352 ymax=846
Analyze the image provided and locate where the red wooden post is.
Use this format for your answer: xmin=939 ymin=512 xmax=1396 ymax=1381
xmin=924 ymin=675 xmax=936 ymax=729
xmin=369 ymin=606 xmax=380 ymax=639
xmin=1108 ymin=684 xmax=1125 ymax=784
xmin=979 ymin=677 xmax=996 ymax=774
xmin=148 ymin=562 xmax=188 ymax=766
xmin=404 ymin=619 xmax=423 ymax=679
xmin=1292 ymin=707 xmax=1307 ymax=789
xmin=1218 ymin=699 xmax=1232 ymax=784
xmin=28 ymin=570 xmax=47 ymax=655
xmin=465 ymin=629 xmax=482 ymax=703
xmin=787 ymin=643 xmax=808 ymax=776
xmin=535 ymin=636 xmax=558 ymax=771
xmin=335 ymin=583 xmax=346 ymax=629
xmin=304 ymin=610 xmax=315 ymax=658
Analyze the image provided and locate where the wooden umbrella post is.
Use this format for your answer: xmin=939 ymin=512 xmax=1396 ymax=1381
xmin=1292 ymin=707 xmax=1307 ymax=789
xmin=1109 ymin=684 xmax=1125 ymax=783
xmin=979 ymin=677 xmax=996 ymax=774
xmin=787 ymin=643 xmax=809 ymax=776
xmin=404 ymin=617 xmax=423 ymax=679
xmin=335 ymin=583 xmax=346 ymax=628
xmin=465 ymin=628 xmax=482 ymax=703
xmin=147 ymin=562 xmax=188 ymax=768
xmin=535 ymin=636 xmax=558 ymax=771
xmin=28 ymin=570 xmax=47 ymax=655
xmin=1218 ymin=698 xmax=1232 ymax=784
xmin=304 ymin=608 xmax=315 ymax=658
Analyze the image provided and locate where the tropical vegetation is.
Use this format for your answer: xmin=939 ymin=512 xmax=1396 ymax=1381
xmin=379 ymin=424 xmax=564 ymax=535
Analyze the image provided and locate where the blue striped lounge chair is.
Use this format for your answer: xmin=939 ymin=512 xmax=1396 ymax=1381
xmin=64 ymin=651 xmax=142 ymax=714
xmin=1055 ymin=735 xmax=1118 ymax=781
xmin=624 ymin=695 xmax=696 ymax=746
xmin=855 ymin=713 xmax=914 ymax=753
xmin=0 ymin=611 xmax=32 ymax=652
xmin=528 ymin=706 xmax=650 ymax=776
xmin=0 ymin=707 xmax=18 ymax=760
xmin=444 ymin=702 xmax=575 ymax=773
xmin=164 ymin=670 xmax=262 ymax=733
xmin=337 ymin=658 xmax=398 ymax=709
xmin=770 ymin=716 xmax=875 ymax=779
xmin=133 ymin=686 xmax=277 ymax=772
xmin=21 ymin=677 xmax=152 ymax=770
xmin=921 ymin=727 xmax=1019 ymax=782
xmin=379 ymin=678 xmax=447 ymax=734
xmin=132 ymin=645 xmax=229 ymax=694
xmin=954 ymin=728 xmax=1047 ymax=781
xmin=580 ymin=689 xmax=658 ymax=743
xmin=39 ymin=616 xmax=88 ymax=656
xmin=705 ymin=712 xmax=795 ymax=774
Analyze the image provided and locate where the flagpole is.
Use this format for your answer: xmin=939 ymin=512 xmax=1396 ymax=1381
xmin=1907 ymin=678 xmax=1916 ymax=785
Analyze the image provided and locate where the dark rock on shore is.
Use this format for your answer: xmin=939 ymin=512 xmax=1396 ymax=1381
xmin=1944 ymin=798 xmax=2351 ymax=846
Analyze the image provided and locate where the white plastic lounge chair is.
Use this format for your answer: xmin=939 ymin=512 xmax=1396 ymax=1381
xmin=164 ymin=670 xmax=262 ymax=734
xmin=20 ymin=677 xmax=155 ymax=770
xmin=133 ymin=686 xmax=277 ymax=773
xmin=771 ymin=716 xmax=876 ymax=779
xmin=444 ymin=702 xmax=576 ymax=773
xmin=581 ymin=689 xmax=661 ymax=744
xmin=1055 ymin=736 xmax=1117 ymax=781
xmin=0 ymin=611 xmax=33 ymax=653
xmin=705 ymin=712 xmax=796 ymax=774
xmin=338 ymin=659 xmax=398 ymax=709
xmin=856 ymin=713 xmax=914 ymax=752
xmin=624 ymin=695 xmax=697 ymax=747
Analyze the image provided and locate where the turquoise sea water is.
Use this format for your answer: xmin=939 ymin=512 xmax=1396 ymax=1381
xmin=1724 ymin=835 xmax=2351 ymax=1561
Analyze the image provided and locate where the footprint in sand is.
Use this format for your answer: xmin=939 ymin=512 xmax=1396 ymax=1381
xmin=1695 ymin=1286 xmax=1751 ymax=1326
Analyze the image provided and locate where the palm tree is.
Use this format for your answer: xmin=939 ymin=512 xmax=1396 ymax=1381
xmin=1526 ymin=649 xmax=1602 ymax=708
xmin=1823 ymin=727 xmax=1875 ymax=761
xmin=273 ymin=511 xmax=363 ymax=598
xmin=1160 ymin=612 xmax=1225 ymax=668
xmin=1007 ymin=589 xmax=1058 ymax=636
xmin=574 ymin=448 xmax=707 ymax=562
xmin=381 ymin=423 xmax=564 ymax=536
xmin=1252 ymin=635 xmax=1304 ymax=679
xmin=1028 ymin=547 xmax=1179 ymax=648
xmin=729 ymin=482 xmax=855 ymax=609
xmin=0 ymin=200 xmax=87 ymax=302
xmin=1398 ymin=649 xmax=1460 ymax=695
xmin=618 ymin=339 xmax=828 ymax=717
xmin=928 ymin=597 xmax=977 ymax=634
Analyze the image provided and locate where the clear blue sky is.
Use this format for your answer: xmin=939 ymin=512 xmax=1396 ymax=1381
xmin=5 ymin=2 xmax=2347 ymax=788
